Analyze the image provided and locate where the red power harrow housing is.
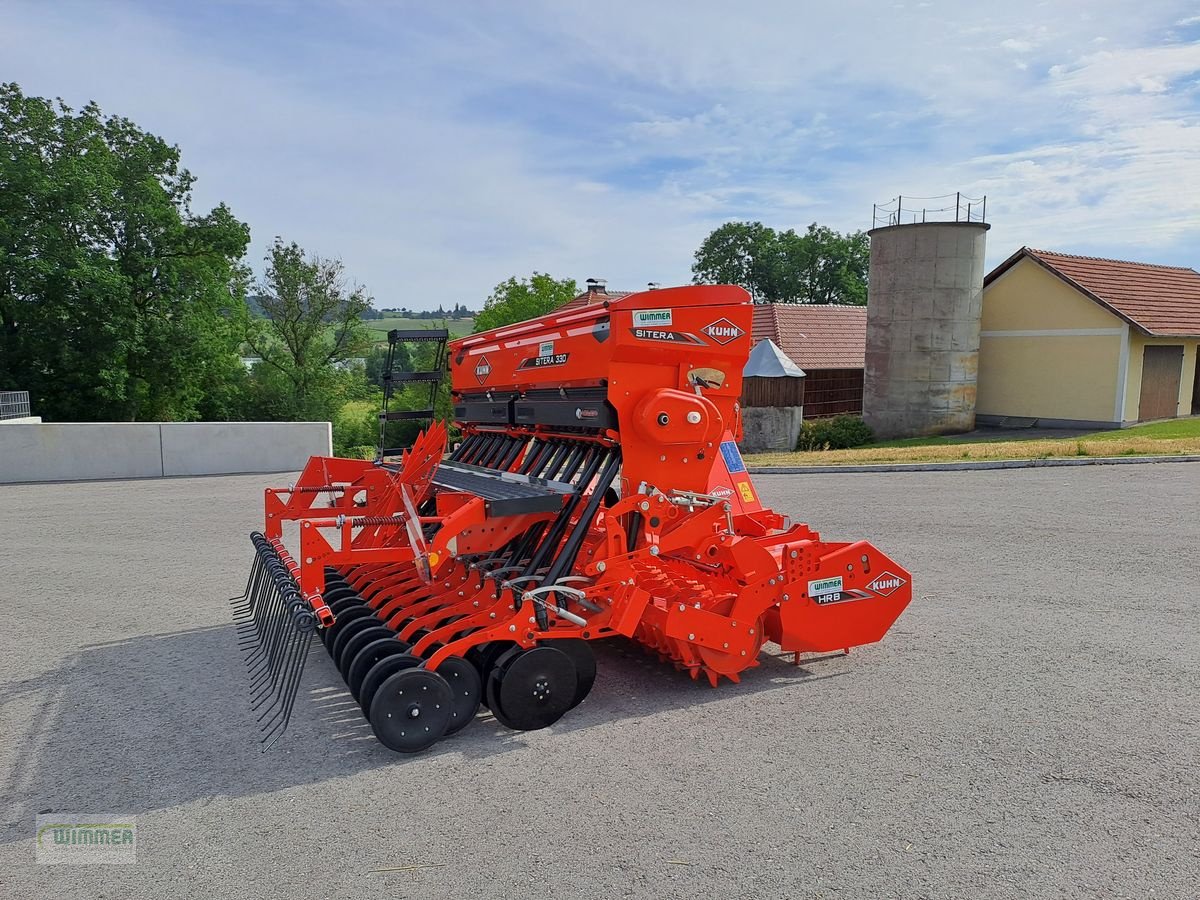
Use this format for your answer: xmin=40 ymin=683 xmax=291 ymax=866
xmin=232 ymin=285 xmax=912 ymax=752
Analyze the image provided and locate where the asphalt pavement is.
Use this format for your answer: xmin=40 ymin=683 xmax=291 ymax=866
xmin=1 ymin=465 xmax=1197 ymax=899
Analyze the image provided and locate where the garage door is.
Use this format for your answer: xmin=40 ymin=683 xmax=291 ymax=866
xmin=1138 ymin=345 xmax=1183 ymax=421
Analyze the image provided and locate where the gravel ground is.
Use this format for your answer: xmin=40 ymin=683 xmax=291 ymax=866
xmin=0 ymin=466 xmax=1197 ymax=899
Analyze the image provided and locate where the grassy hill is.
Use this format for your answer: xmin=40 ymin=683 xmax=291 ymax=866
xmin=364 ymin=316 xmax=475 ymax=344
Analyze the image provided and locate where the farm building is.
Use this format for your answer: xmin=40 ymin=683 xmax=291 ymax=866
xmin=748 ymin=304 xmax=866 ymax=417
xmin=977 ymin=249 xmax=1200 ymax=427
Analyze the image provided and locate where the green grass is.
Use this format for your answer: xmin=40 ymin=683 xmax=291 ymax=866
xmin=364 ymin=316 xmax=474 ymax=344
xmin=861 ymin=416 xmax=1200 ymax=449
xmin=1083 ymin=417 xmax=1200 ymax=440
xmin=745 ymin=416 xmax=1200 ymax=467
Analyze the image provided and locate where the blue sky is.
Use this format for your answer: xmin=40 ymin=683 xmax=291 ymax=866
xmin=4 ymin=1 xmax=1200 ymax=309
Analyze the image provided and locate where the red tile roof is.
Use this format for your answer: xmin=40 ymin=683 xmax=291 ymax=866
xmin=988 ymin=248 xmax=1200 ymax=337
xmin=751 ymin=303 xmax=866 ymax=371
xmin=556 ymin=288 xmax=633 ymax=313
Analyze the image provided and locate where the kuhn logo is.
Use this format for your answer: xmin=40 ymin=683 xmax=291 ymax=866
xmin=474 ymin=355 xmax=492 ymax=384
xmin=701 ymin=318 xmax=745 ymax=344
xmin=867 ymin=572 xmax=906 ymax=597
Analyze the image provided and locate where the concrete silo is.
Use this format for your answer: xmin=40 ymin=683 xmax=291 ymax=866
xmin=863 ymin=201 xmax=990 ymax=440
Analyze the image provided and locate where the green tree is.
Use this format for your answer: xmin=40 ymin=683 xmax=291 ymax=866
xmin=0 ymin=82 xmax=251 ymax=420
xmin=692 ymin=221 xmax=869 ymax=305
xmin=691 ymin=222 xmax=780 ymax=302
xmin=245 ymin=239 xmax=372 ymax=418
xmin=473 ymin=272 xmax=578 ymax=333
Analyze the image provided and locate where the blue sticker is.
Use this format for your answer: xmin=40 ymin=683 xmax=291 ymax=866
xmin=719 ymin=440 xmax=746 ymax=474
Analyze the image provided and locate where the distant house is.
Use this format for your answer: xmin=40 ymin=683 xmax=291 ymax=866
xmin=978 ymin=248 xmax=1200 ymax=427
xmin=750 ymin=304 xmax=867 ymax=418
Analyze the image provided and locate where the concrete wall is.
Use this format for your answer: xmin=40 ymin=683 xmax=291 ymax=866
xmin=740 ymin=406 xmax=803 ymax=452
xmin=863 ymin=221 xmax=989 ymax=439
xmin=0 ymin=421 xmax=332 ymax=484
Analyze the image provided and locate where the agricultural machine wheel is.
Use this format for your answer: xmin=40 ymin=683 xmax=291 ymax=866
xmin=540 ymin=638 xmax=596 ymax=709
xmin=358 ymin=653 xmax=422 ymax=713
xmin=322 ymin=586 xmax=358 ymax=604
xmin=472 ymin=641 xmax=516 ymax=700
xmin=346 ymin=638 xmax=412 ymax=698
xmin=330 ymin=616 xmax=384 ymax=665
xmin=369 ymin=667 xmax=453 ymax=753
xmin=433 ymin=656 xmax=482 ymax=735
xmin=337 ymin=626 xmax=399 ymax=680
xmin=328 ymin=597 xmax=365 ymax=615
xmin=321 ymin=599 xmax=367 ymax=645
xmin=324 ymin=607 xmax=377 ymax=655
xmin=487 ymin=646 xmax=577 ymax=732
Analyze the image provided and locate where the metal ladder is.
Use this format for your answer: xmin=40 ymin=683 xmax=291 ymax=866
xmin=377 ymin=327 xmax=450 ymax=461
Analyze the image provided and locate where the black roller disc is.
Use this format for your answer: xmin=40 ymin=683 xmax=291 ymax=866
xmin=328 ymin=597 xmax=366 ymax=615
xmin=540 ymin=638 xmax=597 ymax=709
xmin=358 ymin=653 xmax=421 ymax=713
xmin=325 ymin=604 xmax=375 ymax=644
xmin=482 ymin=645 xmax=522 ymax=711
xmin=433 ymin=656 xmax=482 ymax=735
xmin=322 ymin=600 xmax=368 ymax=642
xmin=330 ymin=614 xmax=384 ymax=664
xmin=473 ymin=641 xmax=517 ymax=699
xmin=321 ymin=602 xmax=370 ymax=646
xmin=369 ymin=667 xmax=453 ymax=753
xmin=464 ymin=644 xmax=487 ymax=671
xmin=346 ymin=638 xmax=412 ymax=699
xmin=490 ymin=646 xmax=577 ymax=732
xmin=322 ymin=585 xmax=358 ymax=604
xmin=337 ymin=626 xmax=398 ymax=680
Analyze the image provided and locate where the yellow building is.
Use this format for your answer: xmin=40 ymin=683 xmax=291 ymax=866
xmin=977 ymin=248 xmax=1200 ymax=427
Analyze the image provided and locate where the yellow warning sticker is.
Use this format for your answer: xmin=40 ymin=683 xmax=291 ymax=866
xmin=737 ymin=481 xmax=756 ymax=504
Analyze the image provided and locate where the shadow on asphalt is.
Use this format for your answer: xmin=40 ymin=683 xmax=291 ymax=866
xmin=0 ymin=624 xmax=847 ymax=841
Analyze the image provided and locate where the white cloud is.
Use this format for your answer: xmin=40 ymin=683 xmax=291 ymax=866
xmin=2 ymin=0 xmax=1200 ymax=308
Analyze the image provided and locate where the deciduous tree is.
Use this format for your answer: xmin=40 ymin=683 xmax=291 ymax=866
xmin=692 ymin=221 xmax=869 ymax=305
xmin=473 ymin=273 xmax=577 ymax=332
xmin=246 ymin=239 xmax=372 ymax=417
xmin=0 ymin=82 xmax=251 ymax=421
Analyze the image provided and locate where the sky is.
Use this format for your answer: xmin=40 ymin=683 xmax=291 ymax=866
xmin=4 ymin=1 xmax=1200 ymax=310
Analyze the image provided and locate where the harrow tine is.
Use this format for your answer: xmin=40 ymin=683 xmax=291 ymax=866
xmin=233 ymin=533 xmax=320 ymax=750
xmin=232 ymin=550 xmax=275 ymax=626
xmin=259 ymin=604 xmax=317 ymax=750
xmin=229 ymin=552 xmax=265 ymax=615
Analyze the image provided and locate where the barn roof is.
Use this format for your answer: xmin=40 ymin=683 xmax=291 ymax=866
xmin=556 ymin=287 xmax=633 ymax=313
xmin=987 ymin=248 xmax=1200 ymax=337
xmin=751 ymin=303 xmax=866 ymax=371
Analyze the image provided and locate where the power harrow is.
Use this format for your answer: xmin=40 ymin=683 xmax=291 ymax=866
xmin=233 ymin=284 xmax=912 ymax=752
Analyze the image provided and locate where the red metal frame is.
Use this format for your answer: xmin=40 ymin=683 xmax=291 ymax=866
xmin=258 ymin=285 xmax=912 ymax=685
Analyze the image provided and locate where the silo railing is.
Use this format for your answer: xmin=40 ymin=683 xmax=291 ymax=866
xmin=872 ymin=193 xmax=986 ymax=229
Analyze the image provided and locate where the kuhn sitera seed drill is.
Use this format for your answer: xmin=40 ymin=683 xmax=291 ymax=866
xmin=232 ymin=284 xmax=912 ymax=751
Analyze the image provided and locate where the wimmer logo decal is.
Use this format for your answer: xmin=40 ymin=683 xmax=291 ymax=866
xmin=701 ymin=318 xmax=745 ymax=345
xmin=36 ymin=814 xmax=138 ymax=864
xmin=474 ymin=355 xmax=492 ymax=384
xmin=632 ymin=309 xmax=673 ymax=327
xmin=867 ymin=572 xmax=906 ymax=597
